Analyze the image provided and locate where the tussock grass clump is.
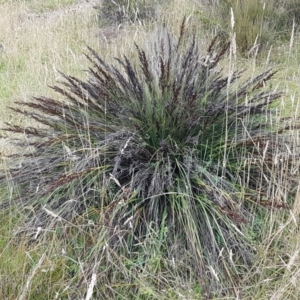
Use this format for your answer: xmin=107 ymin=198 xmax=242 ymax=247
xmin=1 ymin=19 xmax=298 ymax=296
xmin=99 ymin=0 xmax=165 ymax=25
xmin=203 ymin=0 xmax=300 ymax=55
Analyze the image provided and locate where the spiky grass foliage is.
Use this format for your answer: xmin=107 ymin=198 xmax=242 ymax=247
xmin=207 ymin=0 xmax=300 ymax=55
xmin=0 ymin=20 xmax=298 ymax=295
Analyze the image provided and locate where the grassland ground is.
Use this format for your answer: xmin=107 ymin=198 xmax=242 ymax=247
xmin=1 ymin=0 xmax=300 ymax=299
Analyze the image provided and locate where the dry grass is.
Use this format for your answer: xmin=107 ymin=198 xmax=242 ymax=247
xmin=0 ymin=1 xmax=96 ymax=140
xmin=0 ymin=0 xmax=149 ymax=157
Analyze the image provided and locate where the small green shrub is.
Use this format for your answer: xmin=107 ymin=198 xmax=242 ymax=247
xmin=1 ymin=19 xmax=298 ymax=296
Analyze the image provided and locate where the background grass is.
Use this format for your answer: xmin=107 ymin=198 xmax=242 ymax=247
xmin=1 ymin=0 xmax=300 ymax=299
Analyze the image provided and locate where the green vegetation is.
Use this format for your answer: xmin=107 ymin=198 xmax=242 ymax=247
xmin=201 ymin=0 xmax=300 ymax=55
xmin=1 ymin=0 xmax=300 ymax=299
